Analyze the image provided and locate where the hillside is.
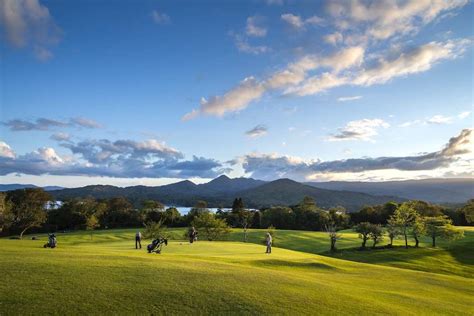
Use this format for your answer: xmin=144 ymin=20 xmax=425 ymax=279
xmin=1 ymin=229 xmax=472 ymax=315
xmin=238 ymin=179 xmax=403 ymax=210
xmin=306 ymin=178 xmax=474 ymax=203
xmin=0 ymin=184 xmax=64 ymax=192
xmin=49 ymin=177 xmax=403 ymax=210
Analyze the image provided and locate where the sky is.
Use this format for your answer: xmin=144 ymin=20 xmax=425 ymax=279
xmin=0 ymin=0 xmax=473 ymax=187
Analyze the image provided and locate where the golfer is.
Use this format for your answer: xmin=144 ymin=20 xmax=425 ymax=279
xmin=189 ymin=226 xmax=197 ymax=243
xmin=265 ymin=232 xmax=272 ymax=254
xmin=135 ymin=231 xmax=142 ymax=249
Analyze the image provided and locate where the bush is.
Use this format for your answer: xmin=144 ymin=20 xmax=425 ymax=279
xmin=191 ymin=212 xmax=230 ymax=241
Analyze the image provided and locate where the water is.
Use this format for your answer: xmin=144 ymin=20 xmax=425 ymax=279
xmin=165 ymin=206 xmax=230 ymax=215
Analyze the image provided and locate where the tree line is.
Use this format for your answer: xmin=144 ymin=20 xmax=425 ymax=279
xmin=0 ymin=188 xmax=472 ymax=242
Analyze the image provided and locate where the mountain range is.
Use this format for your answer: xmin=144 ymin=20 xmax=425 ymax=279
xmin=2 ymin=177 xmax=472 ymax=211
xmin=306 ymin=178 xmax=474 ymax=204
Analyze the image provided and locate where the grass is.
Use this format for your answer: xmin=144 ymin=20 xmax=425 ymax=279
xmin=0 ymin=228 xmax=473 ymax=315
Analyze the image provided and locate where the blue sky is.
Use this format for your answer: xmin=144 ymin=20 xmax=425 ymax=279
xmin=0 ymin=0 xmax=473 ymax=187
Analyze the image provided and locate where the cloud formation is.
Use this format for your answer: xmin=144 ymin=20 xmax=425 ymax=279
xmin=0 ymin=0 xmax=62 ymax=60
xmin=246 ymin=125 xmax=268 ymax=138
xmin=328 ymin=118 xmax=389 ymax=141
xmin=337 ymin=96 xmax=362 ymax=102
xmin=241 ymin=129 xmax=473 ymax=181
xmin=151 ymin=10 xmax=170 ymax=24
xmin=327 ymin=0 xmax=468 ymax=44
xmin=232 ymin=34 xmax=270 ymax=55
xmin=246 ymin=16 xmax=267 ymax=37
xmin=281 ymin=13 xmax=324 ymax=29
xmin=0 ymin=137 xmax=230 ymax=179
xmin=3 ymin=117 xmax=102 ymax=131
xmin=184 ymin=0 xmax=469 ymax=121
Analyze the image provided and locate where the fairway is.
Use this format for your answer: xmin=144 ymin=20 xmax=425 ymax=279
xmin=1 ymin=229 xmax=473 ymax=315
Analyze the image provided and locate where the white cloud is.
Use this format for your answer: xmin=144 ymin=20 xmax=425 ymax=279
xmin=338 ymin=96 xmax=362 ymax=102
xmin=151 ymin=10 xmax=170 ymax=24
xmin=0 ymin=141 xmax=15 ymax=158
xmin=324 ymin=32 xmax=343 ymax=45
xmin=241 ymin=129 xmax=473 ymax=181
xmin=281 ymin=13 xmax=324 ymax=29
xmin=327 ymin=0 xmax=468 ymax=43
xmin=50 ymin=132 xmax=71 ymax=142
xmin=353 ymin=39 xmax=469 ymax=86
xmin=427 ymin=115 xmax=454 ymax=125
xmin=0 ymin=0 xmax=61 ymax=60
xmin=328 ymin=119 xmax=390 ymax=141
xmin=245 ymin=125 xmax=268 ymax=138
xmin=184 ymin=46 xmax=364 ymax=119
xmin=458 ymin=111 xmax=471 ymax=119
xmin=233 ymin=34 xmax=270 ymax=55
xmin=246 ymin=16 xmax=267 ymax=37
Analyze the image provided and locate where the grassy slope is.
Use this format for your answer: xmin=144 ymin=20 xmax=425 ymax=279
xmin=0 ymin=229 xmax=473 ymax=315
xmin=224 ymin=227 xmax=474 ymax=278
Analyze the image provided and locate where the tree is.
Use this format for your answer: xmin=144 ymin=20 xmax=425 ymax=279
xmin=458 ymin=199 xmax=474 ymax=225
xmin=355 ymin=222 xmax=372 ymax=249
xmin=143 ymin=220 xmax=168 ymax=240
xmin=140 ymin=200 xmax=165 ymax=224
xmin=325 ymin=224 xmax=341 ymax=252
xmin=164 ymin=207 xmax=181 ymax=226
xmin=186 ymin=200 xmax=209 ymax=224
xmin=86 ymin=215 xmax=100 ymax=240
xmin=0 ymin=192 xmax=12 ymax=233
xmin=424 ymin=216 xmax=464 ymax=247
xmin=238 ymin=209 xmax=254 ymax=242
xmin=4 ymin=189 xmax=51 ymax=239
xmin=411 ymin=216 xmax=425 ymax=248
xmin=386 ymin=222 xmax=399 ymax=247
xmin=369 ymin=224 xmax=383 ymax=248
xmin=191 ymin=212 xmax=230 ymax=241
xmin=388 ymin=203 xmax=418 ymax=248
xmin=231 ymin=198 xmax=244 ymax=213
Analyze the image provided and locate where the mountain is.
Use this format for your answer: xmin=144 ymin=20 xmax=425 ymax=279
xmin=238 ymin=178 xmax=403 ymax=210
xmin=0 ymin=184 xmax=64 ymax=192
xmin=49 ymin=177 xmax=404 ymax=211
xmin=197 ymin=175 xmax=266 ymax=193
xmin=305 ymin=178 xmax=474 ymax=203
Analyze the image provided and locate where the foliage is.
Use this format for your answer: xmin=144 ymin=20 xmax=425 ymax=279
xmin=4 ymin=188 xmax=52 ymax=238
xmin=354 ymin=222 xmax=372 ymax=249
xmin=143 ymin=220 xmax=168 ymax=240
xmin=388 ymin=203 xmax=418 ymax=248
xmin=368 ymin=224 xmax=383 ymax=248
xmin=85 ymin=215 xmax=100 ymax=240
xmin=424 ymin=216 xmax=464 ymax=247
xmin=191 ymin=212 xmax=230 ymax=241
xmin=386 ymin=223 xmax=400 ymax=246
xmin=325 ymin=224 xmax=341 ymax=252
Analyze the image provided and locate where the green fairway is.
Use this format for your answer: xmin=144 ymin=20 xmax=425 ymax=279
xmin=1 ymin=229 xmax=473 ymax=315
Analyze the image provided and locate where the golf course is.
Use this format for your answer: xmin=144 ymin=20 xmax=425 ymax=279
xmin=1 ymin=227 xmax=473 ymax=315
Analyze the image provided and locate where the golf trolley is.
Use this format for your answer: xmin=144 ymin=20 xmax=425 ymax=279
xmin=147 ymin=237 xmax=168 ymax=254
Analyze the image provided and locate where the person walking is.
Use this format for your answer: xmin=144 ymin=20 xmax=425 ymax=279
xmin=135 ymin=231 xmax=142 ymax=249
xmin=265 ymin=232 xmax=272 ymax=254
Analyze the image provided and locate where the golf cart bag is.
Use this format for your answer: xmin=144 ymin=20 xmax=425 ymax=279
xmin=147 ymin=237 xmax=168 ymax=254
xmin=44 ymin=233 xmax=57 ymax=248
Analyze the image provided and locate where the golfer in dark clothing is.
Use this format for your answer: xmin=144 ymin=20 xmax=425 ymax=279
xmin=135 ymin=231 xmax=142 ymax=249
xmin=189 ymin=227 xmax=197 ymax=243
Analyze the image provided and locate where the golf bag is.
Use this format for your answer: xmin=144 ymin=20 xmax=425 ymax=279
xmin=147 ymin=237 xmax=168 ymax=254
xmin=44 ymin=234 xmax=57 ymax=248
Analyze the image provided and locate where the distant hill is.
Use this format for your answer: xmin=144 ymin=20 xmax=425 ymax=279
xmin=238 ymin=179 xmax=402 ymax=211
xmin=0 ymin=184 xmax=64 ymax=192
xmin=49 ymin=177 xmax=403 ymax=211
xmin=305 ymin=178 xmax=474 ymax=203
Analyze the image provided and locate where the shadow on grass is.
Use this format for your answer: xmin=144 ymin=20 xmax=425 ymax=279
xmin=249 ymin=259 xmax=337 ymax=270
